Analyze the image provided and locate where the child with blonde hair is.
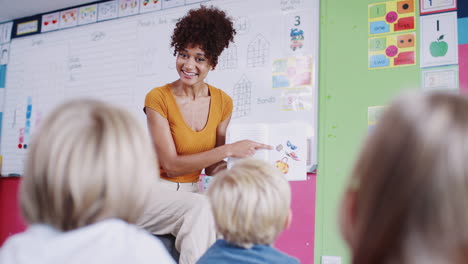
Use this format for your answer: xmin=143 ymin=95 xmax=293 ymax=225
xmin=0 ymin=99 xmax=175 ymax=264
xmin=197 ymin=159 xmax=299 ymax=264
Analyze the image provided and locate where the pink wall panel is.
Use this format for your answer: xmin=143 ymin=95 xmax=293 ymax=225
xmin=275 ymin=173 xmax=316 ymax=264
xmin=1 ymin=175 xmax=317 ymax=263
xmin=0 ymin=177 xmax=26 ymax=246
xmin=459 ymin=44 xmax=468 ymax=93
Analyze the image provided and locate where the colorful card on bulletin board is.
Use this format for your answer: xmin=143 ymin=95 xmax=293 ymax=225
xmin=421 ymin=66 xmax=459 ymax=92
xmin=98 ymin=1 xmax=118 ymax=21
xmin=420 ymin=12 xmax=458 ymax=68
xmin=0 ymin=22 xmax=13 ymax=44
xmin=1 ymin=44 xmax=10 ymax=65
xmin=59 ymin=9 xmax=78 ymax=29
xmin=368 ymin=0 xmax=416 ymax=35
xmin=368 ymin=106 xmax=386 ymax=133
xmin=283 ymin=9 xmax=313 ymax=55
xmin=272 ymin=56 xmax=313 ymax=89
xmin=369 ymin=32 xmax=416 ymax=68
xmin=78 ymin=4 xmax=98 ymax=25
xmin=14 ymin=17 xmax=40 ymax=37
xmin=420 ymin=0 xmax=457 ymax=15
xmin=118 ymin=0 xmax=140 ymax=18
xmin=41 ymin=13 xmax=59 ymax=33
xmin=139 ymin=0 xmax=162 ymax=14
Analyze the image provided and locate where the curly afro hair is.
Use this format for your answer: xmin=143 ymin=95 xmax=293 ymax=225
xmin=171 ymin=6 xmax=236 ymax=69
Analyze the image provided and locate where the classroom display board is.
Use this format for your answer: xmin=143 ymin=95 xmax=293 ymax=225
xmin=0 ymin=0 xmax=319 ymax=176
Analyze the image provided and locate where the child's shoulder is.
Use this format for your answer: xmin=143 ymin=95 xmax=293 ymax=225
xmin=197 ymin=240 xmax=300 ymax=264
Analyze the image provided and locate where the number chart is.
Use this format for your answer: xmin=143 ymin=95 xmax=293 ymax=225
xmin=368 ymin=0 xmax=416 ymax=35
xmin=369 ymin=32 xmax=416 ymax=68
xmin=368 ymin=0 xmax=417 ymax=69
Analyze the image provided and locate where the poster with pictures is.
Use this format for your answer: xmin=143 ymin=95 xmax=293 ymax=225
xmin=118 ymin=0 xmax=140 ymax=17
xmin=368 ymin=0 xmax=416 ymax=35
xmin=59 ymin=8 xmax=79 ymax=29
xmin=369 ymin=32 xmax=416 ymax=68
xmin=98 ymin=1 xmax=118 ymax=21
xmin=41 ymin=13 xmax=60 ymax=32
xmin=284 ymin=9 xmax=313 ymax=55
xmin=139 ymin=0 xmax=161 ymax=13
xmin=421 ymin=66 xmax=459 ymax=92
xmin=79 ymin=4 xmax=98 ymax=25
xmin=420 ymin=12 xmax=458 ymax=67
xmin=420 ymin=0 xmax=457 ymax=15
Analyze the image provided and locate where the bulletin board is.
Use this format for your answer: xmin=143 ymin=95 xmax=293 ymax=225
xmin=0 ymin=0 xmax=320 ymax=176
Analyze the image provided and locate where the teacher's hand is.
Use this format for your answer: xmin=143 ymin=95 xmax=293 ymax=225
xmin=228 ymin=140 xmax=273 ymax=158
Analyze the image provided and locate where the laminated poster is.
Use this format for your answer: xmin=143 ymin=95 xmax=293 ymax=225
xmin=421 ymin=66 xmax=459 ymax=92
xmin=59 ymin=9 xmax=79 ymax=29
xmin=139 ymin=0 xmax=162 ymax=13
xmin=368 ymin=106 xmax=386 ymax=133
xmin=420 ymin=0 xmax=457 ymax=15
xmin=78 ymin=4 xmax=98 ymax=25
xmin=420 ymin=12 xmax=458 ymax=68
xmin=369 ymin=32 xmax=416 ymax=68
xmin=118 ymin=0 xmax=140 ymax=17
xmin=272 ymin=56 xmax=313 ymax=89
xmin=41 ymin=13 xmax=60 ymax=32
xmin=368 ymin=0 xmax=415 ymax=35
xmin=98 ymin=1 xmax=118 ymax=21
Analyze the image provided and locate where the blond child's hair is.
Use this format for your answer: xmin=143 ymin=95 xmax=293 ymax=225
xmin=206 ymin=159 xmax=291 ymax=248
xmin=20 ymin=99 xmax=158 ymax=231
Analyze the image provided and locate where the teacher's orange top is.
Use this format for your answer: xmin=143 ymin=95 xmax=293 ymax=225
xmin=144 ymin=84 xmax=233 ymax=183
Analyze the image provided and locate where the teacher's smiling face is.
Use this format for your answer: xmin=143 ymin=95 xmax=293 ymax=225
xmin=176 ymin=45 xmax=212 ymax=87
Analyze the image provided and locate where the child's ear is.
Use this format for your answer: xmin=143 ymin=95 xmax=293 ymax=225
xmin=339 ymin=188 xmax=357 ymax=248
xmin=284 ymin=209 xmax=293 ymax=230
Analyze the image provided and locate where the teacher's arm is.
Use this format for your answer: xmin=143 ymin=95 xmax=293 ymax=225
xmin=204 ymin=114 xmax=231 ymax=176
xmin=147 ymin=109 xmax=271 ymax=177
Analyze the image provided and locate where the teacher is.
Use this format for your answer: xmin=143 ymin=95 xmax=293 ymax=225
xmin=144 ymin=5 xmax=271 ymax=192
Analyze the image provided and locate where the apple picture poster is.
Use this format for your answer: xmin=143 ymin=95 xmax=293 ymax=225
xmin=420 ymin=12 xmax=458 ymax=68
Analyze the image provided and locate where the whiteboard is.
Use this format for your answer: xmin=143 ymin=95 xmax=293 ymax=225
xmin=0 ymin=0 xmax=319 ymax=176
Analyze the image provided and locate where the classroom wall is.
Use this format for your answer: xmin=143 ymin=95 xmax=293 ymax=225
xmin=315 ymin=0 xmax=421 ymax=263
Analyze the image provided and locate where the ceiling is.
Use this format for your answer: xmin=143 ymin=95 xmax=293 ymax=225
xmin=0 ymin=0 xmax=97 ymax=23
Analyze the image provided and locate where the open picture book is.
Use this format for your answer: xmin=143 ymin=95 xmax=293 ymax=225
xmin=226 ymin=122 xmax=308 ymax=181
